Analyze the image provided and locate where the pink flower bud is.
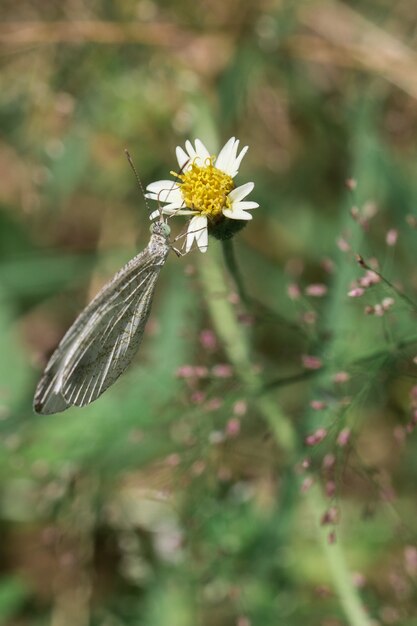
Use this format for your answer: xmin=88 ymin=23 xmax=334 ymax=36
xmin=325 ymin=480 xmax=336 ymax=498
xmin=386 ymin=229 xmax=398 ymax=246
xmin=348 ymin=287 xmax=365 ymax=297
xmin=337 ymin=237 xmax=351 ymax=252
xmin=300 ymin=476 xmax=314 ymax=493
xmin=305 ymin=283 xmax=328 ymax=297
xmin=345 ymin=178 xmax=357 ymax=190
xmin=310 ymin=400 xmax=327 ymax=410
xmin=233 ymin=400 xmax=247 ymax=416
xmin=322 ymin=453 xmax=336 ymax=471
xmin=212 ymin=364 xmax=233 ymax=378
xmin=287 ymin=283 xmax=301 ymax=300
xmin=382 ymin=297 xmax=394 ymax=310
xmin=302 ymin=355 xmax=323 ymax=370
xmin=321 ymin=506 xmax=339 ymax=525
xmin=226 ymin=418 xmax=241 ymax=438
xmin=332 ymin=371 xmax=350 ymax=384
xmin=337 ymin=428 xmax=351 ymax=447
xmin=199 ymin=329 xmax=217 ymax=350
xmin=305 ymin=428 xmax=328 ymax=446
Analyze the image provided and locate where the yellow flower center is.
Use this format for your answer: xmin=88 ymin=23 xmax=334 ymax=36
xmin=172 ymin=158 xmax=234 ymax=220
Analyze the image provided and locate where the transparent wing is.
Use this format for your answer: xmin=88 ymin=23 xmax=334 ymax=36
xmin=34 ymin=245 xmax=168 ymax=414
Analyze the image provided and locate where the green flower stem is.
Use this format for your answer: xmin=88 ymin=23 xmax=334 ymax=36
xmin=199 ymin=242 xmax=296 ymax=454
xmin=197 ymin=240 xmax=372 ymax=626
xmin=309 ymin=485 xmax=372 ymax=626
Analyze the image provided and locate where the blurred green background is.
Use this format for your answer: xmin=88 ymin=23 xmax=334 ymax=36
xmin=2 ymin=1 xmax=417 ymax=624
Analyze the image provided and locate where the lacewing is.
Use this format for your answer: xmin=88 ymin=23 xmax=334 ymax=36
xmin=33 ymin=220 xmax=171 ymax=414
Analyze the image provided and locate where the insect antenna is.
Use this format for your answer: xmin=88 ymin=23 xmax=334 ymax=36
xmin=124 ymin=149 xmax=152 ymax=215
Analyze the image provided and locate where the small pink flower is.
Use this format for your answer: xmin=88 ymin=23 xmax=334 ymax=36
xmin=302 ymin=355 xmax=323 ymax=370
xmin=345 ymin=178 xmax=357 ymax=190
xmin=233 ymin=400 xmax=247 ymax=416
xmin=362 ymin=201 xmax=378 ymax=219
xmin=337 ymin=427 xmax=351 ymax=447
xmin=205 ymin=397 xmax=223 ymax=411
xmin=332 ymin=371 xmax=350 ymax=384
xmin=305 ymin=283 xmax=328 ymax=297
xmin=322 ymin=453 xmax=336 ymax=471
xmin=386 ymin=229 xmax=398 ymax=246
xmin=310 ymin=400 xmax=327 ymax=410
xmin=190 ymin=390 xmax=205 ymax=404
xmin=305 ymin=427 xmax=328 ymax=446
xmin=337 ymin=237 xmax=351 ymax=252
xmin=212 ymin=364 xmax=233 ymax=378
xmin=382 ymin=297 xmax=394 ymax=310
xmin=226 ymin=418 xmax=241 ymax=437
xmin=359 ymin=270 xmax=380 ymax=287
xmin=199 ymin=329 xmax=217 ymax=350
xmin=321 ymin=506 xmax=339 ymax=525
xmin=300 ymin=476 xmax=314 ymax=493
xmin=176 ymin=365 xmax=195 ymax=378
xmin=287 ymin=283 xmax=301 ymax=300
xmin=348 ymin=287 xmax=365 ymax=298
xmin=325 ymin=480 xmax=336 ymax=498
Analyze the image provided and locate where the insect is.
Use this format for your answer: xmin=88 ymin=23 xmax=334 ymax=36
xmin=33 ymin=218 xmax=172 ymax=414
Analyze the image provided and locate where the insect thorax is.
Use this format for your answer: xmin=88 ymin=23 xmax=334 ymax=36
xmin=150 ymin=221 xmax=171 ymax=238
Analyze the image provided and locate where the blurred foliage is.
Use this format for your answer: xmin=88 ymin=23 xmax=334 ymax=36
xmin=1 ymin=0 xmax=417 ymax=624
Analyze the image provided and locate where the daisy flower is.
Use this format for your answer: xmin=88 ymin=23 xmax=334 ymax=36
xmin=145 ymin=137 xmax=258 ymax=253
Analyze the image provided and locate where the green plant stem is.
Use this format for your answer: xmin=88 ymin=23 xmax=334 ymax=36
xmin=197 ymin=241 xmax=373 ymax=626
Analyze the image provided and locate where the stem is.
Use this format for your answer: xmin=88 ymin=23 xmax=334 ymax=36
xmin=221 ymin=239 xmax=309 ymax=337
xmin=309 ymin=485 xmax=372 ymax=626
xmin=198 ymin=241 xmax=373 ymax=626
xmin=221 ymin=238 xmax=250 ymax=305
xmin=357 ymin=254 xmax=417 ymax=313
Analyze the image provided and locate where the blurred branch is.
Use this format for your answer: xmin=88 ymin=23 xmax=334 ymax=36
xmin=0 ymin=21 xmax=192 ymax=45
xmin=293 ymin=1 xmax=417 ymax=100
xmin=0 ymin=17 xmax=215 ymax=51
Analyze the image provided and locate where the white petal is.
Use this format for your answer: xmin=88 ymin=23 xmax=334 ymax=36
xmin=223 ymin=207 xmax=253 ymax=221
xmin=146 ymin=180 xmax=180 ymax=194
xmin=228 ymin=182 xmax=254 ymax=202
xmin=185 ymin=140 xmax=197 ymax=161
xmin=194 ymin=139 xmax=211 ymax=164
xmin=176 ymin=146 xmax=191 ymax=171
xmin=185 ymin=215 xmax=208 ymax=253
xmin=145 ymin=187 xmax=182 ymax=204
xmin=233 ymin=200 xmax=259 ymax=210
xmin=231 ymin=145 xmax=248 ymax=175
xmin=215 ymin=137 xmax=236 ymax=174
xmin=171 ymin=209 xmax=198 ymax=216
xmin=149 ymin=203 xmax=185 ymax=220
xmin=160 ymin=201 xmax=186 ymax=213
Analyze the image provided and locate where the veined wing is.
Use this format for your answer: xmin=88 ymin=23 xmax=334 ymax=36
xmin=34 ymin=243 xmax=169 ymax=414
